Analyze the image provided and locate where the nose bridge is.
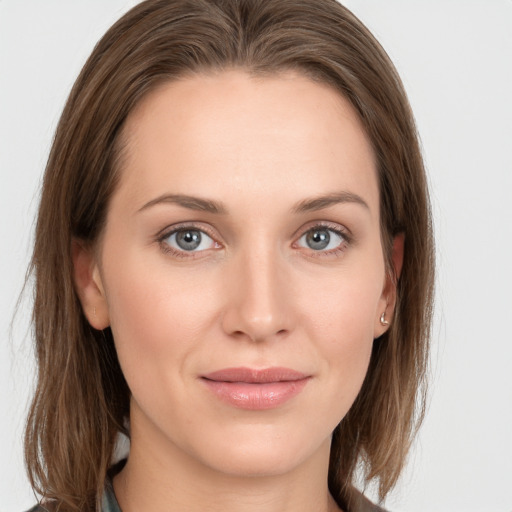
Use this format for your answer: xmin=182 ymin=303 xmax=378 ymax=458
xmin=222 ymin=236 xmax=291 ymax=342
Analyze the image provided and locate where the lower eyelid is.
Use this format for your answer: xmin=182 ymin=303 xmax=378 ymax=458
xmin=300 ymin=242 xmax=349 ymax=260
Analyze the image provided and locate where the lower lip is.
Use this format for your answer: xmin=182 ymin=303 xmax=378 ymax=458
xmin=201 ymin=378 xmax=310 ymax=410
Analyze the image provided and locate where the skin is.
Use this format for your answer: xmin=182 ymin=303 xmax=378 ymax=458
xmin=73 ymin=69 xmax=401 ymax=512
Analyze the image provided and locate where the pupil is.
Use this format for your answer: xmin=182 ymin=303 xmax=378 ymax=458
xmin=176 ymin=230 xmax=201 ymax=250
xmin=307 ymin=229 xmax=330 ymax=250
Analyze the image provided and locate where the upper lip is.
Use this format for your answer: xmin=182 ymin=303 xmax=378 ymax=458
xmin=202 ymin=367 xmax=309 ymax=383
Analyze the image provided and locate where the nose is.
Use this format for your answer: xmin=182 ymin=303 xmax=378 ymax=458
xmin=221 ymin=244 xmax=293 ymax=343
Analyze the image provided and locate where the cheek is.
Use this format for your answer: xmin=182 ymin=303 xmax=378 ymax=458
xmin=300 ymin=262 xmax=383 ymax=343
xmin=296 ymin=267 xmax=383 ymax=409
xmin=102 ymin=251 xmax=219 ymax=389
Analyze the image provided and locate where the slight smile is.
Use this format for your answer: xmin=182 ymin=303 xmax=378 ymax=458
xmin=201 ymin=367 xmax=311 ymax=410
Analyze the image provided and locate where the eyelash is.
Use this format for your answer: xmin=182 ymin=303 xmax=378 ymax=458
xmin=156 ymin=221 xmax=352 ymax=259
xmin=156 ymin=223 xmax=219 ymax=259
xmin=294 ymin=222 xmax=351 ymax=259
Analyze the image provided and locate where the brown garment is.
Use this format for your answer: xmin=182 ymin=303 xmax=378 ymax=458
xmin=350 ymin=489 xmax=388 ymax=512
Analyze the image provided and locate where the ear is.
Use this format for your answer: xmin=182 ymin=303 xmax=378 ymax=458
xmin=71 ymin=239 xmax=110 ymax=330
xmin=374 ymin=233 xmax=405 ymax=338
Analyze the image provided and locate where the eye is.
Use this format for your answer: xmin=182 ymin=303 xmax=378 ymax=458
xmin=297 ymin=226 xmax=347 ymax=252
xmin=162 ymin=228 xmax=217 ymax=253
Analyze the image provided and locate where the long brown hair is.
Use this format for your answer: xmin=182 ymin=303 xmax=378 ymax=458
xmin=25 ymin=0 xmax=435 ymax=510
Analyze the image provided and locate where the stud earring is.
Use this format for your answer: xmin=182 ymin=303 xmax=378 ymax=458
xmin=380 ymin=312 xmax=389 ymax=326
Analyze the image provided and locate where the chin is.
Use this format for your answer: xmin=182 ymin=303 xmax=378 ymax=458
xmin=189 ymin=426 xmax=332 ymax=478
xmin=204 ymin=449 xmax=308 ymax=478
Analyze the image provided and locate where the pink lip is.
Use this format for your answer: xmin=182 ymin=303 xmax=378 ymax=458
xmin=201 ymin=367 xmax=310 ymax=410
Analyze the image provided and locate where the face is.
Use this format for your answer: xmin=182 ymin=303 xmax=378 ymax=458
xmin=75 ymin=70 xmax=395 ymax=478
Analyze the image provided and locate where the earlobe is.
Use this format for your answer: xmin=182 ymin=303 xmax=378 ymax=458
xmin=374 ymin=233 xmax=405 ymax=338
xmin=71 ymin=239 xmax=110 ymax=330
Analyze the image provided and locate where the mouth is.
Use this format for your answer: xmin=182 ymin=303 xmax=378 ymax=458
xmin=200 ymin=367 xmax=311 ymax=410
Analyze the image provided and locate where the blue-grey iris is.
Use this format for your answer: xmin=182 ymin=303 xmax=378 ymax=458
xmin=306 ymin=229 xmax=330 ymax=250
xmin=176 ymin=230 xmax=202 ymax=250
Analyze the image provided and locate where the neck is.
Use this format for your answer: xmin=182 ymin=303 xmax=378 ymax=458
xmin=113 ymin=415 xmax=341 ymax=512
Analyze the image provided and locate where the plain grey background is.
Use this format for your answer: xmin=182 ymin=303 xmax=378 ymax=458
xmin=1 ymin=1 xmax=511 ymax=511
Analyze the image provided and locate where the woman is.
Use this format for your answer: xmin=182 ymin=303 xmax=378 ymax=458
xmin=25 ymin=0 xmax=434 ymax=511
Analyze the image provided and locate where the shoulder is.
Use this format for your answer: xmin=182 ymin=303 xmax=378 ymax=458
xmin=24 ymin=501 xmax=66 ymax=512
xmin=350 ymin=491 xmax=389 ymax=512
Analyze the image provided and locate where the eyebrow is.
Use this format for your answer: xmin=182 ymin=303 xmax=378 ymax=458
xmin=138 ymin=190 xmax=369 ymax=215
xmin=138 ymin=194 xmax=228 ymax=214
xmin=291 ymin=191 xmax=369 ymax=213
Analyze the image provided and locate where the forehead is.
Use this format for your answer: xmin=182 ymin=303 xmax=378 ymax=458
xmin=115 ymin=69 xmax=379 ymax=215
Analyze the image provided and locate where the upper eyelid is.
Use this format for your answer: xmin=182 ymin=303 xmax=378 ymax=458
xmin=292 ymin=220 xmax=352 ymax=241
xmin=157 ymin=222 xmax=218 ymax=240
